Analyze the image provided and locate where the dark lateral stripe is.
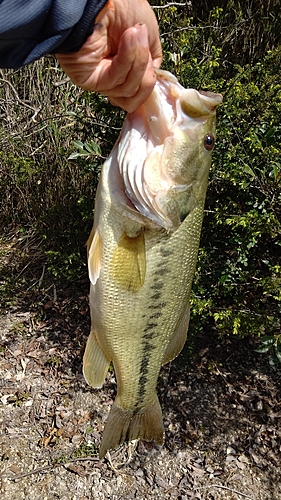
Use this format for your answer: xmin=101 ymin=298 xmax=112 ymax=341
xmin=160 ymin=247 xmax=173 ymax=257
xmin=148 ymin=311 xmax=162 ymax=320
xmin=143 ymin=332 xmax=155 ymax=340
xmin=136 ymin=376 xmax=148 ymax=402
xmin=142 ymin=342 xmax=154 ymax=354
xmin=143 ymin=322 xmax=158 ymax=332
xmin=150 ymin=282 xmax=164 ymax=290
xmin=135 ymin=319 xmax=159 ymax=409
xmin=154 ymin=268 xmax=169 ymax=276
xmin=148 ymin=302 xmax=167 ymax=309
xmin=133 ymin=254 xmax=171 ymax=410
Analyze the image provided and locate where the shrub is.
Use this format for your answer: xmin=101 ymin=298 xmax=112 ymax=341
xmin=0 ymin=1 xmax=280 ymax=350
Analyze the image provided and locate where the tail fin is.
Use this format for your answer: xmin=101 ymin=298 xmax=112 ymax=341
xmin=99 ymin=396 xmax=164 ymax=458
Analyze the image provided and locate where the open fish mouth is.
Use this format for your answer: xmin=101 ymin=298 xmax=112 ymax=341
xmin=117 ymin=69 xmax=222 ymax=230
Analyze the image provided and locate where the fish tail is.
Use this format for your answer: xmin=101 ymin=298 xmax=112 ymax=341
xmin=99 ymin=396 xmax=164 ymax=458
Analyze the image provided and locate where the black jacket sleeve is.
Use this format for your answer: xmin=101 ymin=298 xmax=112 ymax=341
xmin=0 ymin=0 xmax=108 ymax=69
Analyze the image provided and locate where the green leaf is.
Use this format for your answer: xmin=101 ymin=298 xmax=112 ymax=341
xmin=259 ymin=336 xmax=275 ymax=346
xmin=68 ymin=152 xmax=88 ymax=160
xmin=72 ymin=140 xmax=85 ymax=150
xmin=255 ymin=344 xmax=272 ymax=354
xmin=68 ymin=152 xmax=80 ymax=160
xmin=84 ymin=143 xmax=94 ymax=153
xmin=274 ymin=344 xmax=281 ymax=363
xmin=88 ymin=141 xmax=102 ymax=156
xmin=242 ymin=164 xmax=255 ymax=178
xmin=269 ymin=352 xmax=279 ymax=369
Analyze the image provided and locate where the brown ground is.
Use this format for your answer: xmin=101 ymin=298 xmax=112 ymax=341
xmin=0 ymin=237 xmax=281 ymax=500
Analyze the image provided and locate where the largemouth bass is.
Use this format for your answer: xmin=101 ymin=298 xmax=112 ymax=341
xmin=83 ymin=69 xmax=222 ymax=458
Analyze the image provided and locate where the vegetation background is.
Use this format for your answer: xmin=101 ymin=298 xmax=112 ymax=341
xmin=0 ymin=0 xmax=280 ymax=363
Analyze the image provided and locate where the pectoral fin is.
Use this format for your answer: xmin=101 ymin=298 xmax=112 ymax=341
xmin=162 ymin=305 xmax=190 ymax=365
xmin=83 ymin=329 xmax=111 ymax=388
xmin=87 ymin=227 xmax=102 ymax=285
xmin=110 ymin=232 xmax=146 ymax=292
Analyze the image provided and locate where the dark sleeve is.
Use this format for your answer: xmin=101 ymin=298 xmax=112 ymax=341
xmin=0 ymin=0 xmax=108 ymax=69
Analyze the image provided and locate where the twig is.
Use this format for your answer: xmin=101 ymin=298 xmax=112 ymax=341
xmin=6 ymin=456 xmax=101 ymax=481
xmin=0 ymin=114 xmax=122 ymax=144
xmin=195 ymin=484 xmax=254 ymax=499
xmin=0 ymin=78 xmax=41 ymax=117
xmin=8 ymin=465 xmax=54 ymax=480
xmin=152 ymin=2 xmax=191 ymax=7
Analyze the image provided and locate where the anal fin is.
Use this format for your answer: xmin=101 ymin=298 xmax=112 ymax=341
xmin=99 ymin=396 xmax=164 ymax=458
xmin=83 ymin=329 xmax=111 ymax=388
xmin=162 ymin=305 xmax=190 ymax=365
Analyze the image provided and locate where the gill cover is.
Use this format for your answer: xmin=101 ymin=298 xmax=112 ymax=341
xmin=117 ymin=69 xmax=223 ymax=230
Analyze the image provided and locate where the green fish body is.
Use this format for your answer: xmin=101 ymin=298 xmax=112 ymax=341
xmin=83 ymin=69 xmax=222 ymax=458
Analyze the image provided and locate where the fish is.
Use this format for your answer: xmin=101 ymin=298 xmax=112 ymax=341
xmin=83 ymin=69 xmax=222 ymax=458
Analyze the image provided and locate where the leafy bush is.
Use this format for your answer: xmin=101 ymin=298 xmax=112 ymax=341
xmin=0 ymin=1 xmax=280 ymax=356
xmin=0 ymin=59 xmax=123 ymax=280
xmin=152 ymin=1 xmax=280 ymax=354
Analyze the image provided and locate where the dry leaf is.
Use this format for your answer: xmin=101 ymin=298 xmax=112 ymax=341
xmin=10 ymin=464 xmax=21 ymax=475
xmin=64 ymin=463 xmax=86 ymax=477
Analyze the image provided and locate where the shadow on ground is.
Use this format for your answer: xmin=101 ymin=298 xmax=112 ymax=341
xmin=1 ymin=237 xmax=281 ymax=500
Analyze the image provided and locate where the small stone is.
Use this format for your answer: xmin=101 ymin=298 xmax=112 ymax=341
xmin=237 ymin=461 xmax=245 ymax=470
xmin=256 ymin=400 xmax=263 ymax=410
xmin=72 ymin=434 xmax=83 ymax=446
xmin=227 ymin=446 xmax=237 ymax=455
xmin=238 ymin=454 xmax=249 ymax=464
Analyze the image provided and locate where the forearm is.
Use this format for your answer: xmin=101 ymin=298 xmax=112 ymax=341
xmin=0 ymin=0 xmax=107 ymax=68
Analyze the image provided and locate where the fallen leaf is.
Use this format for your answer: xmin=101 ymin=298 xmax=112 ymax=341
xmin=0 ymin=394 xmax=14 ymax=405
xmin=27 ymin=350 xmax=41 ymax=358
xmin=227 ymin=446 xmax=237 ymax=455
xmin=10 ymin=464 xmax=20 ymax=474
xmin=154 ymin=475 xmax=170 ymax=489
xmin=12 ymin=350 xmax=22 ymax=357
xmin=64 ymin=463 xmax=86 ymax=477
xmin=238 ymin=454 xmax=250 ymax=464
xmin=237 ymin=461 xmax=245 ymax=470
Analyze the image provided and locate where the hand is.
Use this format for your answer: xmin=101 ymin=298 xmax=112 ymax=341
xmin=56 ymin=0 xmax=162 ymax=112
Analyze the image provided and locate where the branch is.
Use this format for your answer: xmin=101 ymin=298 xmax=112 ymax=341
xmin=152 ymin=2 xmax=191 ymax=8
xmin=195 ymin=484 xmax=254 ymax=500
xmin=0 ymin=78 xmax=41 ymax=117
xmin=5 ymin=456 xmax=101 ymax=481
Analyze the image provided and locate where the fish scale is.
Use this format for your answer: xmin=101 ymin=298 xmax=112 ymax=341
xmin=83 ymin=69 xmax=222 ymax=458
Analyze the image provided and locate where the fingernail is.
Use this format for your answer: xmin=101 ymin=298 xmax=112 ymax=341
xmin=137 ymin=23 xmax=148 ymax=47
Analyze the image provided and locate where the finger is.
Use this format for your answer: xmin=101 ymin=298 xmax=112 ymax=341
xmin=147 ymin=31 xmax=162 ymax=69
xmin=108 ymin=61 xmax=157 ymax=113
xmin=109 ymin=24 xmax=150 ymax=95
xmin=92 ymin=24 xmax=151 ymax=95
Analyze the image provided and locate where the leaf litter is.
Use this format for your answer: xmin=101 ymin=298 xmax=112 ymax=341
xmin=0 ymin=238 xmax=281 ymax=500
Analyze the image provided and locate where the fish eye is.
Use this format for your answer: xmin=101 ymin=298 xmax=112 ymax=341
xmin=204 ymin=134 xmax=215 ymax=151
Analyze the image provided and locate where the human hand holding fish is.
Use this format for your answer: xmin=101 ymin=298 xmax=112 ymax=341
xmin=56 ymin=0 xmax=162 ymax=112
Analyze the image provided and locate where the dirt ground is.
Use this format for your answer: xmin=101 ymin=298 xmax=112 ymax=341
xmin=0 ymin=237 xmax=281 ymax=500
